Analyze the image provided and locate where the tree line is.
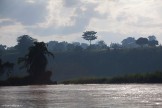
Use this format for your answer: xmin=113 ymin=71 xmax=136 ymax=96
xmin=0 ymin=32 xmax=160 ymax=54
xmin=0 ymin=31 xmax=162 ymax=84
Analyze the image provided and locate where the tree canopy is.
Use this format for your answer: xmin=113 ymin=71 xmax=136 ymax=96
xmin=82 ymin=31 xmax=97 ymax=45
xmin=136 ymin=37 xmax=148 ymax=47
xmin=18 ymin=42 xmax=54 ymax=83
xmin=15 ymin=35 xmax=37 ymax=53
xmin=0 ymin=59 xmax=14 ymax=77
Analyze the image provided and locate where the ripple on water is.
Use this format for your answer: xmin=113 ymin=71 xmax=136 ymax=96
xmin=0 ymin=84 xmax=162 ymax=108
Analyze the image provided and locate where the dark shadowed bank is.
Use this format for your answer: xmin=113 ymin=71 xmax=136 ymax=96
xmin=0 ymin=71 xmax=57 ymax=86
xmin=53 ymin=47 xmax=162 ymax=81
xmin=61 ymin=71 xmax=162 ymax=84
xmin=0 ymin=71 xmax=162 ymax=86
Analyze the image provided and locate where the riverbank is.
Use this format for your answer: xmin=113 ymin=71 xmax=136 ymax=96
xmin=0 ymin=76 xmax=57 ymax=86
xmin=1 ymin=71 xmax=162 ymax=86
xmin=61 ymin=71 xmax=162 ymax=84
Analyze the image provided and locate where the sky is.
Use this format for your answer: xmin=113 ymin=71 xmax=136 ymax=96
xmin=0 ymin=0 xmax=162 ymax=47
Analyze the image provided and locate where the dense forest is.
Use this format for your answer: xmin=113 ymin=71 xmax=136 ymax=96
xmin=0 ymin=33 xmax=162 ymax=85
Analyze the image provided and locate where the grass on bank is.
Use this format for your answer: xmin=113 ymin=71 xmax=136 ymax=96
xmin=61 ymin=71 xmax=162 ymax=84
xmin=1 ymin=71 xmax=162 ymax=86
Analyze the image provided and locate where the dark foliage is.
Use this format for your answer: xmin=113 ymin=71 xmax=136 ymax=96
xmin=15 ymin=35 xmax=37 ymax=53
xmin=18 ymin=42 xmax=54 ymax=83
xmin=61 ymin=71 xmax=162 ymax=84
xmin=53 ymin=47 xmax=162 ymax=81
xmin=148 ymin=40 xmax=158 ymax=47
xmin=0 ymin=72 xmax=57 ymax=86
xmin=82 ymin=31 xmax=97 ymax=45
xmin=136 ymin=37 xmax=148 ymax=47
xmin=0 ymin=59 xmax=14 ymax=77
xmin=1 ymin=34 xmax=162 ymax=85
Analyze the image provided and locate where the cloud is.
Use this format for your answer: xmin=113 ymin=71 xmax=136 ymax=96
xmin=31 ymin=0 xmax=106 ymax=36
xmin=0 ymin=22 xmax=28 ymax=46
xmin=88 ymin=0 xmax=162 ymax=35
xmin=26 ymin=0 xmax=36 ymax=4
xmin=63 ymin=0 xmax=80 ymax=7
xmin=0 ymin=18 xmax=15 ymax=27
xmin=1 ymin=0 xmax=162 ymax=46
xmin=37 ymin=0 xmax=76 ymax=28
xmin=0 ymin=0 xmax=47 ymax=25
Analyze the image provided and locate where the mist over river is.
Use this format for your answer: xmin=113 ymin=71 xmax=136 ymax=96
xmin=0 ymin=84 xmax=162 ymax=108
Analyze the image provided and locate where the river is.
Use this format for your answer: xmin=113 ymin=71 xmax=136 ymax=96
xmin=0 ymin=84 xmax=162 ymax=108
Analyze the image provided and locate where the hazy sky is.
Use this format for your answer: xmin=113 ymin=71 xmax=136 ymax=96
xmin=0 ymin=0 xmax=162 ymax=46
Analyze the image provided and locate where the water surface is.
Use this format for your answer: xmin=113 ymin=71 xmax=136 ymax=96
xmin=0 ymin=84 xmax=162 ymax=108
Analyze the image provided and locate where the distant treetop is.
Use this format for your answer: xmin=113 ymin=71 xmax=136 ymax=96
xmin=82 ymin=31 xmax=97 ymax=45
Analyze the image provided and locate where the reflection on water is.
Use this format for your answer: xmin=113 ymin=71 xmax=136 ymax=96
xmin=0 ymin=84 xmax=162 ymax=108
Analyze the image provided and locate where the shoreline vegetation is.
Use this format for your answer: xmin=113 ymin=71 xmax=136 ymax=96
xmin=1 ymin=71 xmax=162 ymax=86
xmin=61 ymin=71 xmax=162 ymax=84
xmin=0 ymin=76 xmax=57 ymax=86
xmin=1 ymin=35 xmax=162 ymax=86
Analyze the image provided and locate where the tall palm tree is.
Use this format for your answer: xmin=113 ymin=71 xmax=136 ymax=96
xmin=18 ymin=42 xmax=54 ymax=82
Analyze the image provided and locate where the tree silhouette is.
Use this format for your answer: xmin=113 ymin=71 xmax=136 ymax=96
xmin=82 ymin=31 xmax=97 ymax=46
xmin=0 ymin=59 xmax=14 ymax=77
xmin=0 ymin=44 xmax=6 ymax=51
xmin=110 ymin=43 xmax=122 ymax=49
xmin=136 ymin=37 xmax=148 ymax=47
xmin=148 ymin=40 xmax=158 ymax=47
xmin=96 ymin=40 xmax=107 ymax=49
xmin=148 ymin=35 xmax=156 ymax=41
xmin=121 ymin=37 xmax=136 ymax=48
xmin=15 ymin=35 xmax=37 ymax=53
xmin=18 ymin=42 xmax=54 ymax=83
xmin=148 ymin=36 xmax=158 ymax=47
